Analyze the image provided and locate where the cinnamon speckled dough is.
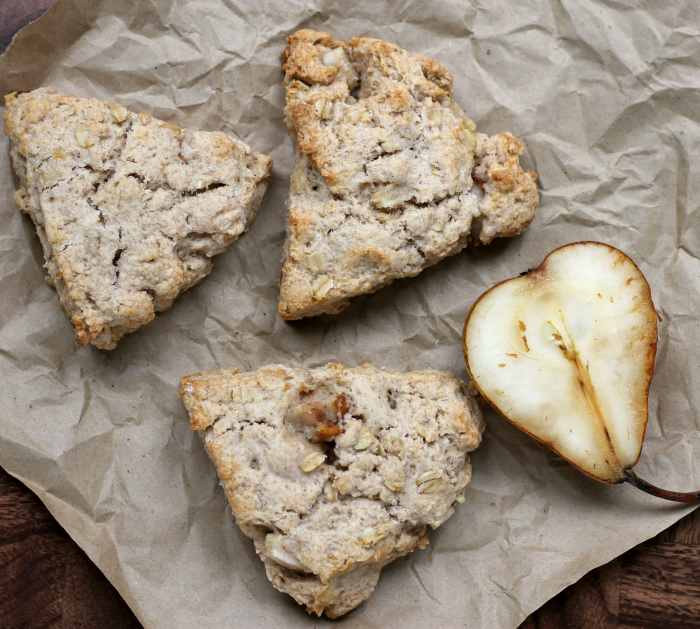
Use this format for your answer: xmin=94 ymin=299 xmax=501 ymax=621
xmin=278 ymin=30 xmax=539 ymax=319
xmin=180 ymin=363 xmax=484 ymax=618
xmin=4 ymin=88 xmax=272 ymax=349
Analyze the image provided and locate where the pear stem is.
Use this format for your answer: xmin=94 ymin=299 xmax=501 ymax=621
xmin=623 ymin=469 xmax=700 ymax=503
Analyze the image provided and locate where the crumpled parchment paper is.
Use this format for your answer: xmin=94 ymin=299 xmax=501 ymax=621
xmin=1 ymin=1 xmax=700 ymax=627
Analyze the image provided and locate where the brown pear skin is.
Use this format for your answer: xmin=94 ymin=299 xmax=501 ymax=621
xmin=463 ymin=241 xmax=700 ymax=503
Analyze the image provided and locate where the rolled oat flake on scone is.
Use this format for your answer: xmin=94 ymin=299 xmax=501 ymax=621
xmin=278 ymin=30 xmax=539 ymax=319
xmin=4 ymin=88 xmax=273 ymax=349
xmin=180 ymin=362 xmax=484 ymax=618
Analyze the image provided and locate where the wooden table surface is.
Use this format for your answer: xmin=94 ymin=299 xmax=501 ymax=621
xmin=4 ymin=463 xmax=700 ymax=629
xmin=3 ymin=2 xmax=700 ymax=628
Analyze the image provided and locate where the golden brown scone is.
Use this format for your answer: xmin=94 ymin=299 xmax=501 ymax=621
xmin=278 ymin=30 xmax=539 ymax=320
xmin=180 ymin=363 xmax=484 ymax=618
xmin=4 ymin=88 xmax=273 ymax=349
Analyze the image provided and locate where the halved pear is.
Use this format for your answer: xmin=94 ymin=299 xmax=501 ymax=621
xmin=463 ymin=241 xmax=699 ymax=502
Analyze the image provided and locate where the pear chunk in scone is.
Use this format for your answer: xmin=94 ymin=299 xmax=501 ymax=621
xmin=180 ymin=363 xmax=484 ymax=617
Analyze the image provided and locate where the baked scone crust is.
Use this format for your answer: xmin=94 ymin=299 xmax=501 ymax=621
xmin=180 ymin=363 xmax=484 ymax=617
xmin=278 ymin=30 xmax=538 ymax=319
xmin=4 ymin=88 xmax=273 ymax=348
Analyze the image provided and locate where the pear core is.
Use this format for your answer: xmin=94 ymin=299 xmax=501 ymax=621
xmin=463 ymin=242 xmax=658 ymax=485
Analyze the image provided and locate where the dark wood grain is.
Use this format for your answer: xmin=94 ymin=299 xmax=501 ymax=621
xmin=619 ymin=542 xmax=700 ymax=629
xmin=0 ymin=0 xmax=57 ymax=53
xmin=520 ymin=560 xmax=622 ymax=629
xmin=3 ymin=2 xmax=700 ymax=628
xmin=0 ymin=468 xmax=142 ymax=629
xmin=520 ymin=508 xmax=700 ymax=629
xmin=0 ymin=0 xmax=140 ymax=623
xmin=4 ymin=460 xmax=700 ymax=629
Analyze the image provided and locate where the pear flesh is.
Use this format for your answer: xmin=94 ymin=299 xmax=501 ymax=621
xmin=463 ymin=242 xmax=688 ymax=496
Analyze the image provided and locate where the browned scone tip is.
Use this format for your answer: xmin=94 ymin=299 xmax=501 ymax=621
xmin=179 ymin=362 xmax=485 ymax=617
xmin=277 ymin=29 xmax=539 ymax=320
xmin=4 ymin=88 xmax=273 ymax=349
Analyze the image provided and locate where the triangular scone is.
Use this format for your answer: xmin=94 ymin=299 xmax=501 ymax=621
xmin=180 ymin=363 xmax=484 ymax=618
xmin=278 ymin=30 xmax=539 ymax=319
xmin=4 ymin=88 xmax=273 ymax=349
